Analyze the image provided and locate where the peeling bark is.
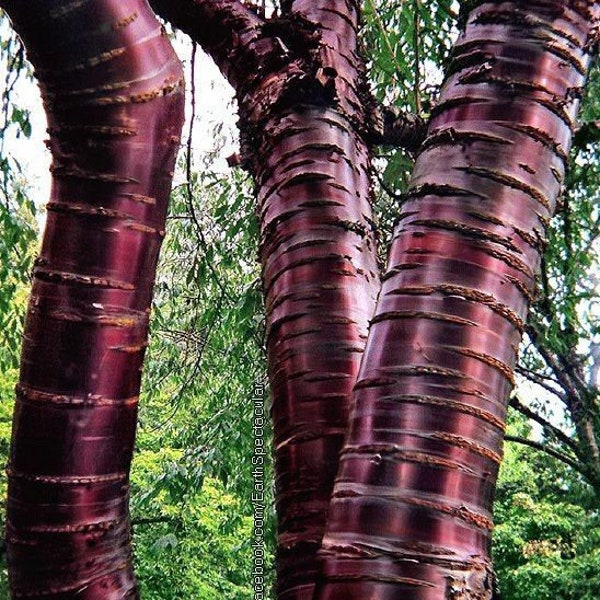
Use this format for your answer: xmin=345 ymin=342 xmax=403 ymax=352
xmin=256 ymin=105 xmax=378 ymax=600
xmin=5 ymin=0 xmax=597 ymax=597
xmin=149 ymin=2 xmax=381 ymax=599
xmin=1 ymin=1 xmax=184 ymax=597
xmin=248 ymin=4 xmax=380 ymax=598
xmin=315 ymin=2 xmax=597 ymax=599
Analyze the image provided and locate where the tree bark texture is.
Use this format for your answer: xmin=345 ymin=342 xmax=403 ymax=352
xmin=254 ymin=4 xmax=379 ymax=599
xmin=315 ymin=1 xmax=597 ymax=599
xmin=258 ymin=103 xmax=378 ymax=600
xmin=2 ymin=1 xmax=184 ymax=597
xmin=148 ymin=2 xmax=380 ymax=599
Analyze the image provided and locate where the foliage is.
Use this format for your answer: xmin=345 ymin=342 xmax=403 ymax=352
xmin=362 ymin=0 xmax=458 ymax=256
xmin=133 ymin=472 xmax=254 ymax=600
xmin=0 ymin=14 xmax=37 ymax=370
xmin=0 ymin=366 xmax=17 ymax=593
xmin=494 ymin=414 xmax=600 ymax=600
xmin=143 ymin=154 xmax=268 ymax=496
xmin=128 ymin=147 xmax=275 ymax=597
xmin=0 ymin=193 xmax=35 ymax=369
xmin=0 ymin=20 xmax=38 ymax=590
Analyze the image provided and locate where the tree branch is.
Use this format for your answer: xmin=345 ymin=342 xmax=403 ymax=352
xmin=368 ymin=105 xmax=427 ymax=150
xmin=527 ymin=323 xmax=600 ymax=470
xmin=412 ymin=0 xmax=422 ymax=114
xmin=149 ymin=0 xmax=277 ymax=90
xmin=503 ymin=435 xmax=585 ymax=475
xmin=515 ymin=364 xmax=566 ymax=401
xmin=572 ymin=119 xmax=600 ymax=148
xmin=525 ymin=324 xmax=585 ymax=406
xmin=589 ymin=341 xmax=600 ymax=389
xmin=509 ymin=395 xmax=580 ymax=454
xmin=131 ymin=516 xmax=181 ymax=528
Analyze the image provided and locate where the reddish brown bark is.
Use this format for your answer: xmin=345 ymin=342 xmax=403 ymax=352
xmin=6 ymin=1 xmax=595 ymax=598
xmin=149 ymin=2 xmax=380 ymax=599
xmin=257 ymin=105 xmax=378 ymax=600
xmin=315 ymin=2 xmax=597 ymax=599
xmin=2 ymin=1 xmax=184 ymax=597
xmin=255 ymin=4 xmax=379 ymax=598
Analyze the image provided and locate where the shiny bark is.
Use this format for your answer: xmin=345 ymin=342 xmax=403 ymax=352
xmin=149 ymin=2 xmax=380 ymax=599
xmin=2 ymin=1 xmax=184 ymax=597
xmin=255 ymin=4 xmax=379 ymax=599
xmin=316 ymin=2 xmax=597 ymax=599
xmin=257 ymin=105 xmax=378 ymax=600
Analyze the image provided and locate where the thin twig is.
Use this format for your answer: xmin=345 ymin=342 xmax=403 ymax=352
xmin=515 ymin=364 xmax=566 ymax=400
xmin=509 ymin=395 xmax=580 ymax=455
xmin=526 ymin=324 xmax=584 ymax=406
xmin=184 ymin=43 xmax=230 ymax=301
xmin=131 ymin=516 xmax=180 ymax=527
xmin=365 ymin=0 xmax=406 ymax=87
xmin=412 ymin=0 xmax=422 ymax=113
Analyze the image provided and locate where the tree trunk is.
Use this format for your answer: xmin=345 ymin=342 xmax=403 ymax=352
xmin=256 ymin=103 xmax=378 ymax=600
xmin=251 ymin=4 xmax=380 ymax=598
xmin=315 ymin=1 xmax=596 ymax=598
xmin=148 ymin=2 xmax=380 ymax=598
xmin=2 ymin=1 xmax=184 ymax=597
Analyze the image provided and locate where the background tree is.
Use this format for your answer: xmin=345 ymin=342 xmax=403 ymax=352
xmin=493 ymin=412 xmax=600 ymax=600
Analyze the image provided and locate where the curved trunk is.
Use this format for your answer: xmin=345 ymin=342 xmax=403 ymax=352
xmin=316 ymin=2 xmax=596 ymax=598
xmin=2 ymin=1 xmax=184 ymax=597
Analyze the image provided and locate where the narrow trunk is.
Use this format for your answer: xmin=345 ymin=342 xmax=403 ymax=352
xmin=254 ymin=4 xmax=379 ymax=598
xmin=148 ymin=2 xmax=380 ymax=598
xmin=2 ymin=1 xmax=184 ymax=597
xmin=316 ymin=2 xmax=596 ymax=598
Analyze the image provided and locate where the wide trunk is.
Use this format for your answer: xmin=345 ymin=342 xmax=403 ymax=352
xmin=316 ymin=2 xmax=596 ymax=598
xmin=2 ymin=1 xmax=184 ymax=597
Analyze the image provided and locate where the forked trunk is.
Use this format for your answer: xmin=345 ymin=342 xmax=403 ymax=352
xmin=316 ymin=2 xmax=596 ymax=598
xmin=2 ymin=1 xmax=184 ymax=597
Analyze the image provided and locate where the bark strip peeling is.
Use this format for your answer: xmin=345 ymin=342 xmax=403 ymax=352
xmin=316 ymin=2 xmax=597 ymax=599
xmin=149 ymin=2 xmax=380 ymax=599
xmin=255 ymin=5 xmax=379 ymax=598
xmin=2 ymin=1 xmax=185 ymax=597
